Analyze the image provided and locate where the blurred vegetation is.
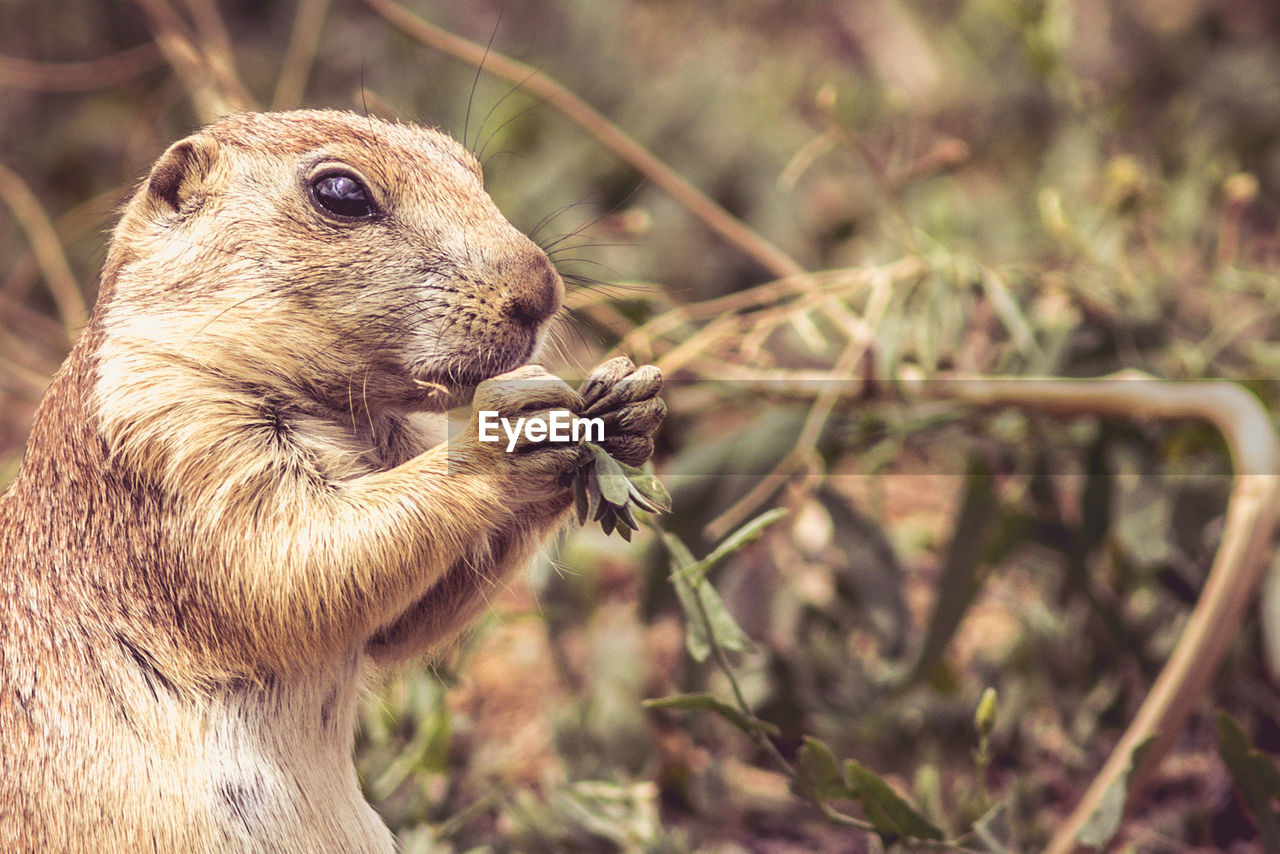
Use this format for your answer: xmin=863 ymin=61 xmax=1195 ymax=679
xmin=6 ymin=0 xmax=1280 ymax=851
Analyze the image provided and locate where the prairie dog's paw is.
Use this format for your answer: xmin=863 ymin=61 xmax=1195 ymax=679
xmin=460 ymin=366 xmax=585 ymax=499
xmin=579 ymin=357 xmax=665 ymax=466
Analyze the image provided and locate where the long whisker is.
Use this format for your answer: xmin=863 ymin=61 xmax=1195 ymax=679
xmin=464 ymin=9 xmax=504 ymax=151
xmin=473 ymin=67 xmax=537 ymax=160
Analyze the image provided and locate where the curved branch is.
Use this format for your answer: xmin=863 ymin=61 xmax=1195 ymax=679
xmin=679 ymin=367 xmax=1280 ymax=847
xmin=915 ymin=373 xmax=1280 ymax=854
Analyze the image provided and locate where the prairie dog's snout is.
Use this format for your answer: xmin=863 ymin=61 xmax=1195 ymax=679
xmin=502 ymin=249 xmax=564 ymax=329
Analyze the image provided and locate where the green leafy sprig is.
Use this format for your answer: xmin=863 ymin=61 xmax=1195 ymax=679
xmin=571 ymin=443 xmax=671 ymax=540
xmin=642 ymin=509 xmax=1006 ymax=852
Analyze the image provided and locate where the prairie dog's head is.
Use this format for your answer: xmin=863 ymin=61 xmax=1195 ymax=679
xmin=99 ymin=109 xmax=562 ymax=412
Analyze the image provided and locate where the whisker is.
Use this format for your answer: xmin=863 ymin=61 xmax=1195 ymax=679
xmin=477 ymin=86 xmax=559 ymax=168
xmin=528 ymin=195 xmax=601 ymax=243
xmin=538 ymin=182 xmax=644 ymax=253
xmin=473 ymin=67 xmax=537 ymax=159
xmin=464 ymin=10 xmax=504 ymax=151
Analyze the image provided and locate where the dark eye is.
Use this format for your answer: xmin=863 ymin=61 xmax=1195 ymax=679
xmin=310 ymin=172 xmax=378 ymax=220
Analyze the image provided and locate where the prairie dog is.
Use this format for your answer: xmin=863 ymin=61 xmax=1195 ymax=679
xmin=0 ymin=110 xmax=664 ymax=852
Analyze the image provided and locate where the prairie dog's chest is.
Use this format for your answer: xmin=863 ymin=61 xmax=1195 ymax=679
xmin=287 ymin=410 xmax=446 ymax=480
xmin=187 ymin=653 xmax=391 ymax=853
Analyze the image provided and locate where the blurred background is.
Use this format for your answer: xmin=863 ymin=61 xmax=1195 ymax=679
xmin=4 ymin=1 xmax=1280 ymax=851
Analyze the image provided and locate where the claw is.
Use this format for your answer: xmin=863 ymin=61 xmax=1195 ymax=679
xmin=581 ymin=364 xmax=663 ymax=418
xmin=579 ymin=356 xmax=635 ymax=409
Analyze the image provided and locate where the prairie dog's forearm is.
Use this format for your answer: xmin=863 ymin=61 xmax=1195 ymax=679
xmin=365 ymin=493 xmax=573 ymax=664
xmin=183 ymin=444 xmax=516 ymax=673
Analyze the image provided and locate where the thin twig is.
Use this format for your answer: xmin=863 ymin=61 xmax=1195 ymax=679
xmin=182 ymin=0 xmax=254 ymax=107
xmin=705 ymin=266 xmax=894 ymax=538
xmin=272 ymin=0 xmax=331 ymax=109
xmin=0 ymin=44 xmax=163 ymax=91
xmin=361 ymin=0 xmax=808 ymax=282
xmin=621 ymin=259 xmax=924 ymax=378
xmin=0 ymin=162 xmax=88 ymax=336
xmin=3 ymin=183 xmax=129 ymax=302
xmin=133 ymin=0 xmax=254 ymax=121
xmin=654 ymin=314 xmax=740 ymax=376
xmin=811 ymin=99 xmax=918 ymax=254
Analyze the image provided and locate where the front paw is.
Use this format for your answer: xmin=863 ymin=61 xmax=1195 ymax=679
xmin=461 ymin=365 xmax=586 ymax=501
xmin=578 ymin=357 xmax=666 ymax=466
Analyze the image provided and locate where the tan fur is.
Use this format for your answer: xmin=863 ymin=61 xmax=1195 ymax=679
xmin=0 ymin=110 xmax=614 ymax=852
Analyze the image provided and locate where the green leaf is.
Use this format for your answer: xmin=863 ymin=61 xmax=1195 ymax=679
xmin=641 ymin=693 xmax=780 ymax=737
xmin=975 ymin=687 xmax=998 ymax=739
xmin=903 ymin=459 xmax=1000 ymax=685
xmin=617 ymin=500 xmax=639 ymax=532
xmin=694 ymin=576 xmax=756 ymax=655
xmin=815 ymin=486 xmax=908 ymax=655
xmin=669 ymin=559 xmax=711 ymax=662
xmin=588 ymin=443 xmax=632 ymax=506
xmin=1076 ymin=767 xmax=1126 ymax=847
xmin=626 ymin=483 xmax=664 ymax=515
xmin=1076 ymin=735 xmax=1156 ymax=848
xmin=794 ymin=737 xmax=851 ymax=801
xmin=1218 ymin=713 xmax=1280 ymax=851
xmin=573 ymin=467 xmax=590 ymax=525
xmin=1078 ymin=434 xmax=1112 ymax=554
xmin=593 ymin=492 xmax=613 ymax=522
xmin=845 ymin=758 xmax=945 ymax=842
xmin=662 ymin=530 xmax=755 ymax=660
xmin=586 ymin=462 xmax=603 ymax=522
xmin=668 ymin=563 xmax=755 ymax=661
xmin=690 ymin=507 xmax=789 ymax=583
xmin=619 ymin=459 xmax=672 ymax=513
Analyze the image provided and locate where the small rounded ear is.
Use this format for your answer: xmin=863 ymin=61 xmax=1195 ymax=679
xmin=146 ymin=133 xmax=219 ymax=212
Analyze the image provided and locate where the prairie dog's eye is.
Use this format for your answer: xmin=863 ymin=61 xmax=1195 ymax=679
xmin=310 ymin=172 xmax=378 ymax=220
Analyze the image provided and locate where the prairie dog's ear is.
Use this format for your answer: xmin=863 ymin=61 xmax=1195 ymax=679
xmin=146 ymin=133 xmax=220 ymax=213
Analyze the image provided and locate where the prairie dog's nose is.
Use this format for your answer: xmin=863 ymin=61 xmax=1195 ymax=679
xmin=505 ymin=252 xmax=563 ymax=328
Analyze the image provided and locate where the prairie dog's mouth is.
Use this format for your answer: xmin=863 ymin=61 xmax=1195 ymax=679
xmin=409 ymin=339 xmax=538 ymax=409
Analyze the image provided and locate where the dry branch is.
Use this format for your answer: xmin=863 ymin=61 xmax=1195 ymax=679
xmin=0 ymin=44 xmax=163 ymax=91
xmin=133 ymin=0 xmax=255 ymax=121
xmin=362 ymin=0 xmax=808 ymax=282
xmin=272 ymin=0 xmax=331 ymax=109
xmin=0 ymin=162 xmax=87 ymax=336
